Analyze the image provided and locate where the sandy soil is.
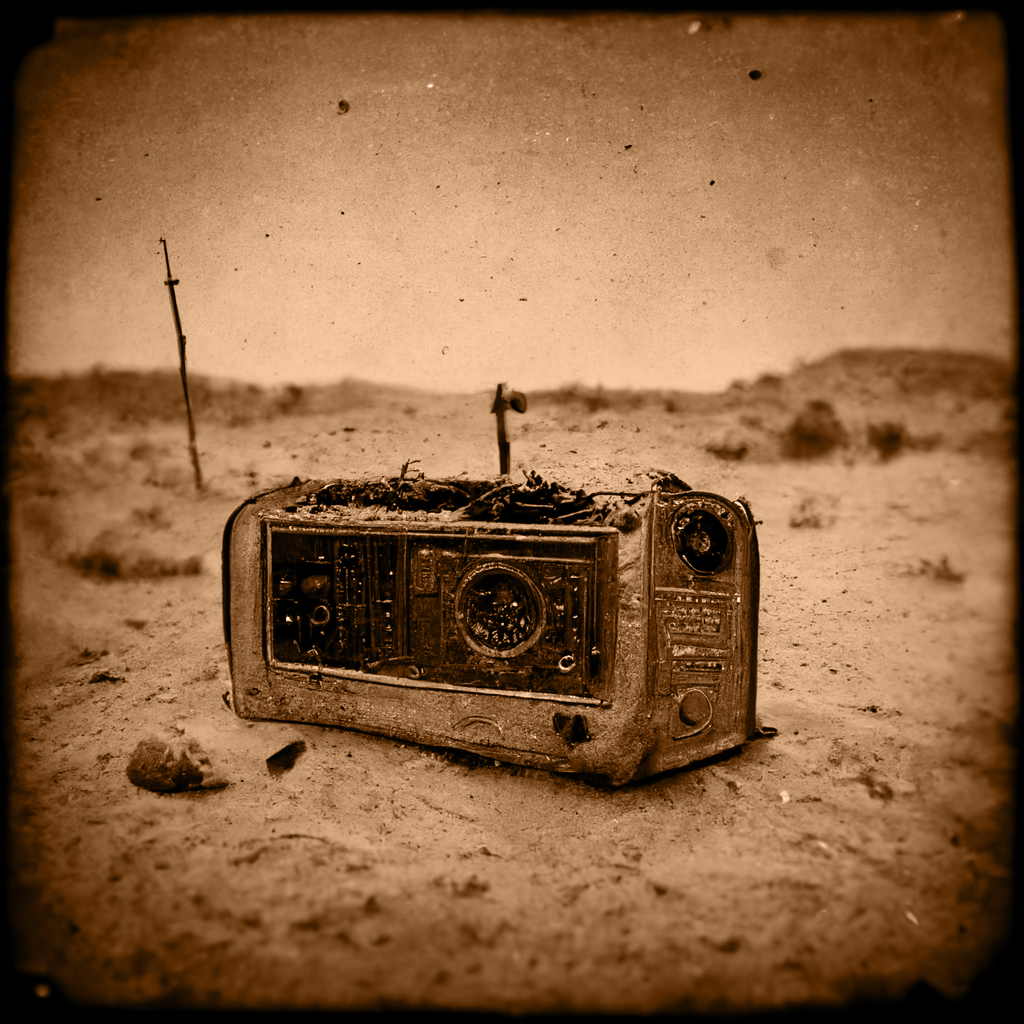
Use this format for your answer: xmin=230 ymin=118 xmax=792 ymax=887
xmin=7 ymin=359 xmax=1017 ymax=1010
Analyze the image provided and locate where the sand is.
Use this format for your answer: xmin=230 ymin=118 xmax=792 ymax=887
xmin=7 ymin=350 xmax=1016 ymax=1009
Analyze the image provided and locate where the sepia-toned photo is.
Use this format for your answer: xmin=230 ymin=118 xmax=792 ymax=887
xmin=7 ymin=11 xmax=1015 ymax=1010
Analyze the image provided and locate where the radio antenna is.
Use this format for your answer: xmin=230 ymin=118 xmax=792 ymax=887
xmin=491 ymin=383 xmax=527 ymax=476
xmin=160 ymin=238 xmax=203 ymax=492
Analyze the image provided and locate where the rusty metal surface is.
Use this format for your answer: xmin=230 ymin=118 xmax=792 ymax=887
xmin=224 ymin=475 xmax=758 ymax=784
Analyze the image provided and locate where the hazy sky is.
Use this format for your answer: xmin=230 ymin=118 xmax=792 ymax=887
xmin=8 ymin=12 xmax=1015 ymax=393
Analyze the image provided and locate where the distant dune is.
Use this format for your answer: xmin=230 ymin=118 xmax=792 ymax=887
xmin=748 ymin=348 xmax=1015 ymax=402
xmin=7 ymin=368 xmax=451 ymax=428
xmin=7 ymin=349 xmax=1014 ymax=467
xmin=9 ymin=348 xmax=1014 ymax=425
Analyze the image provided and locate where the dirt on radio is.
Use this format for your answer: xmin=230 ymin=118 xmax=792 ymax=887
xmin=6 ymin=350 xmax=1017 ymax=1011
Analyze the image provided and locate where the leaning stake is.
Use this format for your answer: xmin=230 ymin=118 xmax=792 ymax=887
xmin=160 ymin=238 xmax=203 ymax=492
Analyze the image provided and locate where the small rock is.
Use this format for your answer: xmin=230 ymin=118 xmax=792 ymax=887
xmin=87 ymin=670 xmax=123 ymax=684
xmin=126 ymin=735 xmax=229 ymax=793
xmin=267 ymin=740 xmax=307 ymax=776
xmin=69 ymin=648 xmax=108 ymax=666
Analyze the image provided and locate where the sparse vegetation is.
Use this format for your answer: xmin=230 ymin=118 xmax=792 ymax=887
xmin=582 ymin=388 xmax=612 ymax=413
xmin=782 ymin=400 xmax=849 ymax=459
xmin=69 ymin=531 xmax=202 ymax=579
xmin=130 ymin=505 xmax=172 ymax=529
xmin=542 ymin=384 xmax=653 ymax=414
xmin=70 ymin=549 xmax=203 ymax=579
xmin=866 ymin=421 xmax=906 ymax=460
xmin=789 ymin=495 xmax=839 ymax=529
xmin=7 ymin=370 xmax=408 ymax=432
xmin=275 ymin=384 xmax=305 ymax=414
xmin=9 ymin=350 xmax=1012 ymax=465
xmin=903 ymin=556 xmax=965 ymax=583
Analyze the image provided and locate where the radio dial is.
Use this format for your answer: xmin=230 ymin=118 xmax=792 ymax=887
xmin=455 ymin=563 xmax=546 ymax=658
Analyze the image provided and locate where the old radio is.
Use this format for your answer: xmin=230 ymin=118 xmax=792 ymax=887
xmin=222 ymin=470 xmax=759 ymax=784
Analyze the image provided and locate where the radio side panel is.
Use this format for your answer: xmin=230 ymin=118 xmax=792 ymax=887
xmin=632 ymin=491 xmax=760 ymax=780
xmin=226 ymin=480 xmax=326 ymax=716
xmin=228 ymin=501 xmax=273 ymax=717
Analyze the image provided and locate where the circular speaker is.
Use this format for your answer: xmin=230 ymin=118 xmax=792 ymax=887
xmin=455 ymin=562 xmax=546 ymax=658
xmin=673 ymin=507 xmax=733 ymax=574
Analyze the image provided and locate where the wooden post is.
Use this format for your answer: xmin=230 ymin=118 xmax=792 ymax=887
xmin=160 ymin=239 xmax=203 ymax=492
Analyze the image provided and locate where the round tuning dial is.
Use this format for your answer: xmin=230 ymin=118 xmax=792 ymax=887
xmin=455 ymin=563 xmax=546 ymax=658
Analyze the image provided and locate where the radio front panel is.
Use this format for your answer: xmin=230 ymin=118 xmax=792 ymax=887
xmin=264 ymin=521 xmax=617 ymax=701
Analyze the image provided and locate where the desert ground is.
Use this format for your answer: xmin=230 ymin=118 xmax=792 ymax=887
xmin=7 ymin=349 xmax=1016 ymax=1010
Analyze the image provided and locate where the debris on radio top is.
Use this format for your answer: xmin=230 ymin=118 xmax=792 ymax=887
xmin=273 ymin=468 xmax=692 ymax=531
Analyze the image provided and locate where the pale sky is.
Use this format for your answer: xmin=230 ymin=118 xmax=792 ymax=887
xmin=8 ymin=12 xmax=1016 ymax=393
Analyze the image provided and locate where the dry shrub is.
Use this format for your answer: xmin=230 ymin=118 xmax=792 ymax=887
xmin=867 ymin=421 xmax=906 ymax=460
xmin=867 ymin=422 xmax=944 ymax=458
xmin=789 ymin=495 xmax=838 ymax=529
xmin=902 ymin=557 xmax=965 ymax=583
xmin=275 ymin=384 xmax=305 ymax=414
xmin=130 ymin=505 xmax=172 ymax=529
xmin=69 ymin=530 xmax=202 ymax=579
xmin=583 ymin=390 xmax=612 ymax=413
xmin=782 ymin=400 xmax=848 ymax=459
xmin=545 ymin=385 xmax=634 ymax=413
